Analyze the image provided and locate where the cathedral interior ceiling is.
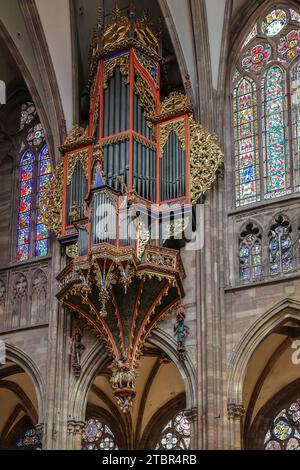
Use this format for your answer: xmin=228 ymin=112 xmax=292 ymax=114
xmin=0 ymin=362 xmax=38 ymax=437
xmin=0 ymin=0 xmax=232 ymax=131
xmin=243 ymin=330 xmax=300 ymax=427
xmin=88 ymin=348 xmax=185 ymax=437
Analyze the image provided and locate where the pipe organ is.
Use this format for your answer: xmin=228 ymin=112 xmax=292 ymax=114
xmin=42 ymin=6 xmax=222 ymax=412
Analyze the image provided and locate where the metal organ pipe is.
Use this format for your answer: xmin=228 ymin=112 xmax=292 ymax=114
xmin=160 ymin=132 xmax=186 ymax=202
xmin=67 ymin=162 xmax=87 ymax=225
xmin=146 ymin=146 xmax=149 ymax=200
xmin=109 ymin=75 xmax=115 ymax=135
xmin=115 ymin=69 xmax=120 ymax=134
xmin=101 ymin=66 xmax=166 ymax=204
xmin=121 ymin=72 xmax=126 ymax=131
xmin=173 ymin=133 xmax=177 ymax=199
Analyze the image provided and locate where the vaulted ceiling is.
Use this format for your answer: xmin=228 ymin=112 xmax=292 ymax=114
xmin=0 ymin=0 xmax=263 ymax=146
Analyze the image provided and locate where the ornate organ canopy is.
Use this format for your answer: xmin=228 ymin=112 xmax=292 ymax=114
xmin=42 ymin=5 xmax=222 ymax=412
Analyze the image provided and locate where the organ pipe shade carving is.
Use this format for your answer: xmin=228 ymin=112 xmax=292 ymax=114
xmin=41 ymin=6 xmax=222 ymax=412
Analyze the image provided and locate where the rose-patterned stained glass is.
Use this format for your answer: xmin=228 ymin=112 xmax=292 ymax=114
xmin=82 ymin=418 xmax=118 ymax=450
xmin=242 ymin=23 xmax=258 ymax=50
xmin=291 ymin=63 xmax=300 ymax=182
xmin=20 ymin=102 xmax=36 ymax=130
xmin=233 ymin=7 xmax=300 ymax=208
xmin=269 ymin=216 xmax=292 ymax=275
xmin=17 ymin=429 xmax=42 ymax=449
xmin=27 ymin=123 xmax=45 ymax=147
xmin=278 ymin=30 xmax=300 ymax=62
xmin=264 ymin=399 xmax=300 ymax=450
xmin=155 ymin=412 xmax=191 ymax=450
xmin=241 ymin=44 xmax=272 ymax=75
xmin=262 ymin=9 xmax=287 ymax=37
xmin=234 ymin=78 xmax=259 ymax=206
xmin=262 ymin=66 xmax=289 ymax=196
xmin=239 ymin=234 xmax=262 ymax=282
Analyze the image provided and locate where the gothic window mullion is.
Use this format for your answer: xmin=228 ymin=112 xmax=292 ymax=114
xmin=239 ymin=223 xmax=262 ymax=283
xmin=286 ymin=69 xmax=295 ymax=193
xmin=291 ymin=61 xmax=300 ymax=189
xmin=256 ymin=74 xmax=264 ymax=202
xmin=269 ymin=215 xmax=292 ymax=276
xmin=16 ymin=105 xmax=52 ymax=263
xmin=29 ymin=153 xmax=39 ymax=259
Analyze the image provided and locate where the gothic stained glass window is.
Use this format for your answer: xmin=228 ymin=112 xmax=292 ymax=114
xmin=17 ymin=429 xmax=42 ymax=450
xmin=17 ymin=151 xmax=34 ymax=262
xmin=291 ymin=63 xmax=300 ymax=183
xmin=264 ymin=399 xmax=300 ymax=450
xmin=17 ymin=105 xmax=52 ymax=262
xmin=239 ymin=235 xmax=262 ymax=282
xmin=269 ymin=216 xmax=292 ymax=275
xmin=27 ymin=123 xmax=45 ymax=147
xmin=234 ymin=78 xmax=259 ymax=206
xmin=233 ymin=7 xmax=300 ymax=207
xmin=20 ymin=103 xmax=36 ymax=130
xmin=81 ymin=418 xmax=118 ymax=450
xmin=241 ymin=44 xmax=272 ymax=75
xmin=262 ymin=66 xmax=289 ymax=197
xmin=35 ymin=146 xmax=52 ymax=257
xmin=155 ymin=411 xmax=191 ymax=450
xmin=278 ymin=30 xmax=300 ymax=63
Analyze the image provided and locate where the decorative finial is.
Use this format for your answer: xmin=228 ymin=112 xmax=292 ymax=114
xmin=97 ymin=1 xmax=104 ymax=48
xmin=97 ymin=5 xmax=102 ymax=27
xmin=158 ymin=16 xmax=163 ymax=56
xmin=141 ymin=10 xmax=151 ymax=25
xmin=61 ymin=119 xmax=67 ymax=138
xmin=129 ymin=2 xmax=135 ymax=38
xmin=112 ymin=4 xmax=122 ymax=19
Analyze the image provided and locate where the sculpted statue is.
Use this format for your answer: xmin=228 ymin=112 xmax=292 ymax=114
xmin=174 ymin=305 xmax=189 ymax=359
xmin=71 ymin=327 xmax=85 ymax=377
xmin=111 ymin=359 xmax=137 ymax=389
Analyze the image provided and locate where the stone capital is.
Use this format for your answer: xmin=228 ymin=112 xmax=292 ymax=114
xmin=67 ymin=420 xmax=85 ymax=435
xmin=227 ymin=403 xmax=245 ymax=420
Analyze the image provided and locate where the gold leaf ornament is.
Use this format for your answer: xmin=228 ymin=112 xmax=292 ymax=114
xmin=189 ymin=117 xmax=223 ymax=204
xmin=40 ymin=160 xmax=64 ymax=237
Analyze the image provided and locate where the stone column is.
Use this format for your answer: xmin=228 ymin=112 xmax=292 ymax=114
xmin=185 ymin=407 xmax=198 ymax=450
xmin=67 ymin=420 xmax=85 ymax=450
xmin=227 ymin=403 xmax=245 ymax=450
